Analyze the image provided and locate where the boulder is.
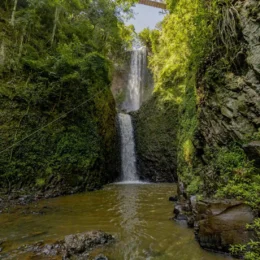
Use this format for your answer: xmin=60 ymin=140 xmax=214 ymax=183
xmin=169 ymin=196 xmax=178 ymax=202
xmin=17 ymin=231 xmax=114 ymax=259
xmin=194 ymin=199 xmax=255 ymax=253
xmin=0 ymin=239 xmax=5 ymax=253
xmin=64 ymin=231 xmax=114 ymax=258
xmin=173 ymin=200 xmax=194 ymax=227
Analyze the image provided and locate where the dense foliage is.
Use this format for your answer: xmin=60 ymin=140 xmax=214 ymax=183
xmin=139 ymin=0 xmax=217 ymax=195
xmin=140 ymin=0 xmax=260 ymax=260
xmin=134 ymin=93 xmax=178 ymax=182
xmin=139 ymin=0 xmax=260 ymax=257
xmin=230 ymin=218 xmax=260 ymax=259
xmin=140 ymin=0 xmax=260 ymax=207
xmin=0 ymin=0 xmax=134 ymax=193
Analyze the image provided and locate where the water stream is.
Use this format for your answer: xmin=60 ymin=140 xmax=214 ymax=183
xmin=118 ymin=113 xmax=138 ymax=182
xmin=122 ymin=47 xmax=148 ymax=112
xmin=117 ymin=47 xmax=146 ymax=184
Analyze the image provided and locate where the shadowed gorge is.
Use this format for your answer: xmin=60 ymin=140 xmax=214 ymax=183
xmin=0 ymin=0 xmax=259 ymax=259
xmin=137 ymin=0 xmax=260 ymax=258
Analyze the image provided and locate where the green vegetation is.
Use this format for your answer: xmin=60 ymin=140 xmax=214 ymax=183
xmin=0 ymin=0 xmax=135 ymax=193
xmin=134 ymin=93 xmax=178 ymax=182
xmin=137 ymin=0 xmax=259 ymax=239
xmin=139 ymin=0 xmax=260 ymax=204
xmin=139 ymin=0 xmax=217 ymax=195
xmin=139 ymin=0 xmax=259 ymax=257
xmin=230 ymin=218 xmax=260 ymax=260
xmin=214 ymin=146 xmax=260 ymax=209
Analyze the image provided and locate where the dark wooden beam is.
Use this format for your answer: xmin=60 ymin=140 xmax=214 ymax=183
xmin=139 ymin=0 xmax=166 ymax=9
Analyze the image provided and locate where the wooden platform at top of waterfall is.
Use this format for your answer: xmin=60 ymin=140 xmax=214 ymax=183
xmin=139 ymin=0 xmax=166 ymax=9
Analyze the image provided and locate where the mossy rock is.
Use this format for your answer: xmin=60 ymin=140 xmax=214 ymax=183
xmin=133 ymin=93 xmax=178 ymax=182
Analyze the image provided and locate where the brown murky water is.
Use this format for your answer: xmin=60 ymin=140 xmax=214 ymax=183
xmin=0 ymin=183 xmax=234 ymax=260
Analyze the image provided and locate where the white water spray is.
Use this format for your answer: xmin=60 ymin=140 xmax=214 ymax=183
xmin=122 ymin=47 xmax=147 ymax=112
xmin=118 ymin=113 xmax=138 ymax=182
xmin=117 ymin=47 xmax=151 ymax=183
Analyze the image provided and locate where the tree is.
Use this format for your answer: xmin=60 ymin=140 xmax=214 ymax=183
xmin=10 ymin=0 xmax=18 ymax=26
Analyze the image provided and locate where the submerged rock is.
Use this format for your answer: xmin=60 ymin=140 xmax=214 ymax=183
xmin=64 ymin=231 xmax=114 ymax=259
xmin=26 ymin=241 xmax=64 ymax=257
xmin=0 ymin=240 xmax=4 ymax=253
xmin=194 ymin=199 xmax=255 ymax=253
xmin=18 ymin=231 xmax=114 ymax=259
xmin=169 ymin=196 xmax=178 ymax=202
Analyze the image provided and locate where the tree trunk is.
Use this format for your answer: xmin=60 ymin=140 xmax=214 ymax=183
xmin=9 ymin=104 xmax=30 ymax=162
xmin=10 ymin=0 xmax=18 ymax=26
xmin=18 ymin=29 xmax=25 ymax=59
xmin=0 ymin=41 xmax=5 ymax=65
xmin=51 ymin=7 xmax=60 ymax=46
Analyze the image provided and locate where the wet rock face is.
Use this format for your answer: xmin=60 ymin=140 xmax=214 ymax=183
xmin=198 ymin=0 xmax=259 ymax=148
xmin=194 ymin=200 xmax=255 ymax=253
xmin=173 ymin=195 xmax=196 ymax=228
xmin=111 ymin=56 xmax=131 ymax=110
xmin=173 ymin=201 xmax=194 ymax=228
xmin=173 ymin=197 xmax=255 ymax=253
xmin=111 ymin=49 xmax=153 ymax=112
xmin=133 ymin=96 xmax=178 ymax=183
xmin=199 ymin=72 xmax=259 ymax=147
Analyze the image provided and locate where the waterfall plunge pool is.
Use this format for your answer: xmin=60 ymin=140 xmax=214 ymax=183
xmin=0 ymin=183 xmax=234 ymax=260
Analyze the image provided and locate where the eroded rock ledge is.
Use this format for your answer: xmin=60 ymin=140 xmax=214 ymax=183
xmin=173 ymin=198 xmax=255 ymax=254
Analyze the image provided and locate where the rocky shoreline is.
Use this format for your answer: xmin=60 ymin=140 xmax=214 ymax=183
xmin=172 ymin=193 xmax=257 ymax=256
xmin=0 ymin=189 xmax=77 ymax=215
xmin=0 ymin=183 xmax=99 ymax=216
xmin=0 ymin=180 xmax=114 ymax=214
xmin=0 ymin=231 xmax=114 ymax=260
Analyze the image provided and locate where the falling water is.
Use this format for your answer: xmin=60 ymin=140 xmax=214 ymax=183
xmin=117 ymin=47 xmax=150 ymax=182
xmin=118 ymin=113 xmax=138 ymax=182
xmin=122 ymin=46 xmax=147 ymax=112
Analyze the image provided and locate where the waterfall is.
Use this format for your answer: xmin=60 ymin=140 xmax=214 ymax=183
xmin=117 ymin=47 xmax=151 ymax=183
xmin=122 ymin=47 xmax=147 ymax=112
xmin=118 ymin=113 xmax=138 ymax=182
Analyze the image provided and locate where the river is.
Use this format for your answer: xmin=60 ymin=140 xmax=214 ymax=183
xmin=0 ymin=183 xmax=234 ymax=260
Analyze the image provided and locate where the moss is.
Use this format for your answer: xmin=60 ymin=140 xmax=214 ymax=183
xmin=36 ymin=178 xmax=45 ymax=187
xmin=0 ymin=0 xmax=134 ymax=194
xmin=230 ymin=218 xmax=260 ymax=259
xmin=114 ymin=88 xmax=126 ymax=108
xmin=213 ymin=145 xmax=260 ymax=209
xmin=176 ymin=73 xmax=201 ymax=195
xmin=133 ymin=92 xmax=178 ymax=182
xmin=0 ymin=50 xmax=118 ymax=193
xmin=183 ymin=139 xmax=195 ymax=166
xmin=186 ymin=176 xmax=202 ymax=195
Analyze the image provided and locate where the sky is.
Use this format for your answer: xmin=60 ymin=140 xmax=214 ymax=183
xmin=125 ymin=4 xmax=165 ymax=33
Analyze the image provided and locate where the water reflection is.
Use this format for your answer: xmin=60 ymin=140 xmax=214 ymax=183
xmin=0 ymin=184 xmax=234 ymax=260
xmin=117 ymin=184 xmax=141 ymax=259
